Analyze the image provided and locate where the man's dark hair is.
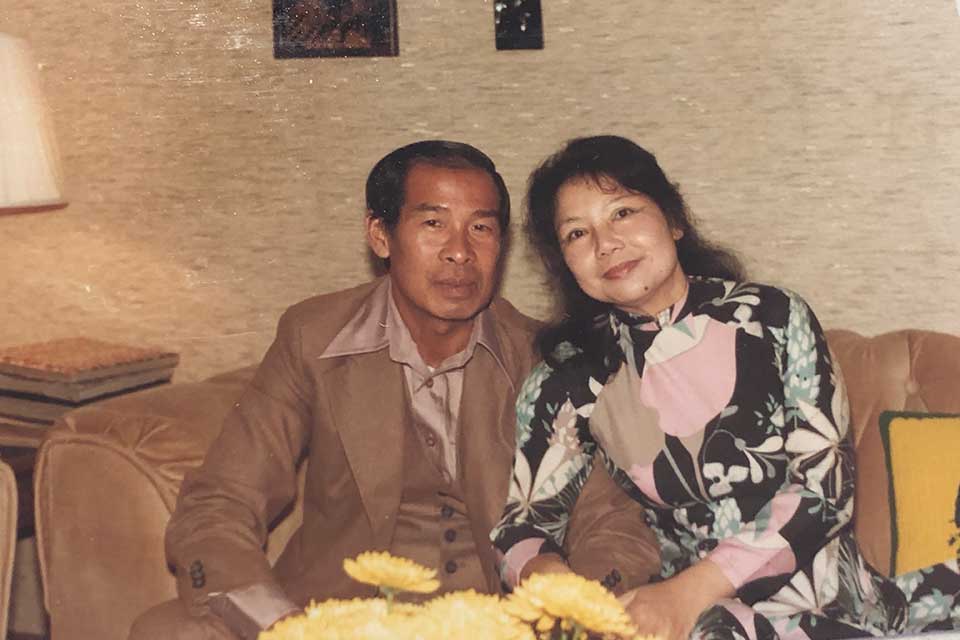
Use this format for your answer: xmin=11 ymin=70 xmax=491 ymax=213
xmin=365 ymin=140 xmax=511 ymax=232
xmin=526 ymin=135 xmax=745 ymax=358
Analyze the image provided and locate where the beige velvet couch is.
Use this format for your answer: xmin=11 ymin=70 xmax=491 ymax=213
xmin=33 ymin=329 xmax=960 ymax=640
xmin=0 ymin=460 xmax=17 ymax=639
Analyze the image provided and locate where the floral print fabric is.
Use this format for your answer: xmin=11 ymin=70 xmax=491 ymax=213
xmin=491 ymin=278 xmax=960 ymax=639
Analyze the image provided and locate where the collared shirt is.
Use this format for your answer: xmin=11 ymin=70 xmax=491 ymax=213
xmin=320 ymin=278 xmax=511 ymax=480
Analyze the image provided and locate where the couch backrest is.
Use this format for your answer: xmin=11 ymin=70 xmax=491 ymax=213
xmin=81 ymin=330 xmax=957 ymax=578
xmin=261 ymin=329 xmax=960 ymax=576
xmin=825 ymin=329 xmax=960 ymax=575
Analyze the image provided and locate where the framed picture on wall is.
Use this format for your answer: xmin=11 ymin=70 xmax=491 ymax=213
xmin=494 ymin=0 xmax=543 ymax=50
xmin=273 ymin=0 xmax=399 ymax=58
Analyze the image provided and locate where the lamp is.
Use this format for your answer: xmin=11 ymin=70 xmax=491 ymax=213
xmin=0 ymin=33 xmax=66 ymax=213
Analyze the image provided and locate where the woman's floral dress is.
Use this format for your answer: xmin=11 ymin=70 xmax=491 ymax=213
xmin=491 ymin=278 xmax=960 ymax=639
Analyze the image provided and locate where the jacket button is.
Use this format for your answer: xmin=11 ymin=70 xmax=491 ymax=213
xmin=444 ymin=560 xmax=457 ymax=574
xmin=601 ymin=568 xmax=621 ymax=589
xmin=443 ymin=529 xmax=457 ymax=543
xmin=188 ymin=560 xmax=206 ymax=589
xmin=440 ymin=505 xmax=454 ymax=519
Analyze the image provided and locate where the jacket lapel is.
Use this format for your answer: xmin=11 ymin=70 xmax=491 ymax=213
xmin=459 ymin=348 xmax=516 ymax=590
xmin=323 ymin=349 xmax=406 ymax=549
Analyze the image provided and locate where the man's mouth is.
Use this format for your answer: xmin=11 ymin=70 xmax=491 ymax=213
xmin=434 ymin=278 xmax=479 ymax=297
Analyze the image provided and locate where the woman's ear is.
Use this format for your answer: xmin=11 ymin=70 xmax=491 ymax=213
xmin=671 ymin=226 xmax=684 ymax=241
xmin=365 ymin=214 xmax=391 ymax=259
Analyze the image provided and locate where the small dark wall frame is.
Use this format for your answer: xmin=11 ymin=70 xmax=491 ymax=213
xmin=273 ymin=0 xmax=399 ymax=58
xmin=494 ymin=0 xmax=543 ymax=50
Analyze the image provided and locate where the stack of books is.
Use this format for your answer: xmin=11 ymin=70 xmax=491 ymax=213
xmin=0 ymin=337 xmax=179 ymax=429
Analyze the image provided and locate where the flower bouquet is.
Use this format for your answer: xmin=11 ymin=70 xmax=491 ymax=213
xmin=259 ymin=551 xmax=653 ymax=640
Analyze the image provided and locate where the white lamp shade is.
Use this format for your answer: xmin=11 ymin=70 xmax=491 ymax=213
xmin=0 ymin=34 xmax=65 ymax=209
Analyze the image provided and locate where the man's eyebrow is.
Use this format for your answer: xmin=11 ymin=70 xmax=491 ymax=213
xmin=409 ymin=203 xmax=448 ymax=213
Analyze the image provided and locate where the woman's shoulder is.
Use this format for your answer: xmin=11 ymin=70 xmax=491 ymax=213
xmin=689 ymin=277 xmax=815 ymax=328
xmin=522 ymin=339 xmax=607 ymax=395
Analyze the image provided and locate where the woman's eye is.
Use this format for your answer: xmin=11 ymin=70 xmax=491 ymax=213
xmin=565 ymin=229 xmax=586 ymax=243
xmin=614 ymin=207 xmax=635 ymax=219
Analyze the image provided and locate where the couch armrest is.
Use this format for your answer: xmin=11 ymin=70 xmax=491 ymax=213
xmin=35 ymin=367 xmax=256 ymax=640
xmin=0 ymin=461 xmax=16 ymax=640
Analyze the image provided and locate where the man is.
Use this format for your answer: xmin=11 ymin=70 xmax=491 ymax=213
xmin=130 ymin=140 xmax=659 ymax=639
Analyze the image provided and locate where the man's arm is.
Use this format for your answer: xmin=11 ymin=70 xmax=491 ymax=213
xmin=165 ymin=309 xmax=313 ymax=627
xmin=565 ymin=458 xmax=661 ymax=594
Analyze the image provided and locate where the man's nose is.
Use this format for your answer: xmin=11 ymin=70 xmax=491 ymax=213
xmin=440 ymin=227 xmax=474 ymax=264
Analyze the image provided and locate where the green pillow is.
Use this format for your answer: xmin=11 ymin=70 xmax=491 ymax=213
xmin=879 ymin=411 xmax=960 ymax=575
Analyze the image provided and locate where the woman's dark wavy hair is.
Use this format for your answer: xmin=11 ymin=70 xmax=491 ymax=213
xmin=526 ymin=135 xmax=745 ymax=359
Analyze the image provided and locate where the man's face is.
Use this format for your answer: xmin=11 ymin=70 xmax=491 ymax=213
xmin=366 ymin=162 xmax=503 ymax=333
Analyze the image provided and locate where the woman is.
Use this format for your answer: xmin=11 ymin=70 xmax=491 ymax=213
xmin=491 ymin=135 xmax=959 ymax=640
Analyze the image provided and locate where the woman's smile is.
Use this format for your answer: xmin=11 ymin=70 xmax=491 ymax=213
xmin=603 ymin=258 xmax=643 ymax=280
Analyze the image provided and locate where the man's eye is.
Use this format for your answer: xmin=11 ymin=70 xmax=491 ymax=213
xmin=424 ymin=219 xmax=441 ymax=227
xmin=473 ymin=223 xmax=493 ymax=233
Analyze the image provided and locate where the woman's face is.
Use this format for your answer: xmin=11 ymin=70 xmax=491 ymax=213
xmin=554 ymin=176 xmax=688 ymax=317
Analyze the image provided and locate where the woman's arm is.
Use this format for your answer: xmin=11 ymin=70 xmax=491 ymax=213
xmin=705 ymin=291 xmax=854 ymax=602
xmin=490 ymin=358 xmax=598 ymax=588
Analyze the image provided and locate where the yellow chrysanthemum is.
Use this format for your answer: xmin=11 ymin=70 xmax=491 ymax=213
xmin=505 ymin=573 xmax=637 ymax=639
xmin=343 ymin=551 xmax=440 ymax=594
xmin=422 ymin=590 xmax=536 ymax=640
xmin=259 ymin=597 xmax=429 ymax=640
xmin=259 ymin=598 xmax=380 ymax=640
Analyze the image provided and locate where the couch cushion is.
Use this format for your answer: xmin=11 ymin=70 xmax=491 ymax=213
xmin=879 ymin=411 xmax=960 ymax=575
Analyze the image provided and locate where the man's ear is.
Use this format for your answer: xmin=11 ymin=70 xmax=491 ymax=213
xmin=365 ymin=214 xmax=391 ymax=259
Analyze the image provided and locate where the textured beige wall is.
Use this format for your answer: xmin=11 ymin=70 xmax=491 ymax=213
xmin=1 ymin=1 xmax=958 ymax=383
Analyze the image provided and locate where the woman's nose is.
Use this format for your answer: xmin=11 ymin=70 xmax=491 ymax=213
xmin=594 ymin=225 xmax=623 ymax=257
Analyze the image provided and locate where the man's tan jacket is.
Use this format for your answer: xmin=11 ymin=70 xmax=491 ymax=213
xmin=165 ymin=279 xmax=660 ymax=612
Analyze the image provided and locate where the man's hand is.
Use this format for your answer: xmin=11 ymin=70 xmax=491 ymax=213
xmin=617 ymin=560 xmax=734 ymax=640
xmin=520 ymin=552 xmax=573 ymax=581
xmin=266 ymin=606 xmax=305 ymax=631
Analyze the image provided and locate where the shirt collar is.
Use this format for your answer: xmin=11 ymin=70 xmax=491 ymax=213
xmin=320 ymin=278 xmax=511 ymax=386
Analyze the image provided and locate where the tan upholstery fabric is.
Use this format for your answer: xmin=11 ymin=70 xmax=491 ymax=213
xmin=826 ymin=329 xmax=960 ymax=575
xmin=35 ymin=367 xmax=255 ymax=640
xmin=33 ymin=329 xmax=960 ymax=640
xmin=0 ymin=460 xmax=16 ymax=640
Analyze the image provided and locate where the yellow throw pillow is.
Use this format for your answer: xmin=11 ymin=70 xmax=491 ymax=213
xmin=879 ymin=411 xmax=960 ymax=575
